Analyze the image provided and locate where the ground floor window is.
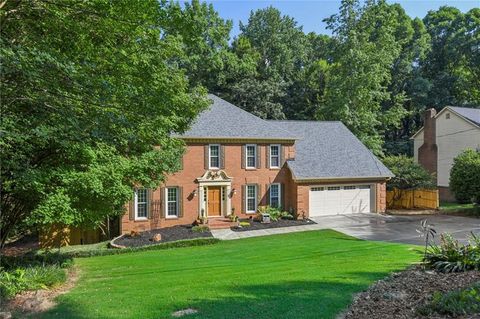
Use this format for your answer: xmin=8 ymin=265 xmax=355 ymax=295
xmin=135 ymin=188 xmax=148 ymax=220
xmin=166 ymin=187 xmax=178 ymax=217
xmin=269 ymin=183 xmax=281 ymax=208
xmin=246 ymin=184 xmax=257 ymax=213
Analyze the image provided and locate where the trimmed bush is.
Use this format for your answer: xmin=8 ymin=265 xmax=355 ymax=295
xmin=450 ymin=149 xmax=480 ymax=204
xmin=191 ymin=225 xmax=210 ymax=233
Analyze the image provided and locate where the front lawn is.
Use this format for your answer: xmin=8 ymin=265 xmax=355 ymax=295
xmin=40 ymin=230 xmax=419 ymax=319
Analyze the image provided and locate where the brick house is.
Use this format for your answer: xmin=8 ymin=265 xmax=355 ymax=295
xmin=122 ymin=95 xmax=393 ymax=233
xmin=412 ymin=107 xmax=480 ymax=201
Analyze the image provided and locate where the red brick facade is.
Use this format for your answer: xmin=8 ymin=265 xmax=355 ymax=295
xmin=121 ymin=141 xmax=389 ymax=234
xmin=418 ymin=108 xmax=438 ymax=182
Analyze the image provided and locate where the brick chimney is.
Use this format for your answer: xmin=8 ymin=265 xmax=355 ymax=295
xmin=418 ymin=108 xmax=438 ymax=181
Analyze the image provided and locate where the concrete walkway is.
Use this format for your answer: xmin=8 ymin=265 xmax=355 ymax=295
xmin=211 ymin=213 xmax=480 ymax=245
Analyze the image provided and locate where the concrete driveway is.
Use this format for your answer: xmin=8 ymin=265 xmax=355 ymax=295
xmin=310 ymin=213 xmax=480 ymax=245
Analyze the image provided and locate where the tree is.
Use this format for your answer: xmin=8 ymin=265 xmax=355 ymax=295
xmin=422 ymin=7 xmax=480 ymax=108
xmin=162 ymin=0 xmax=238 ymax=92
xmin=0 ymin=0 xmax=208 ymax=246
xmin=450 ymin=149 xmax=480 ymax=204
xmin=383 ymin=155 xmax=435 ymax=191
xmin=319 ymin=0 xmax=408 ymax=155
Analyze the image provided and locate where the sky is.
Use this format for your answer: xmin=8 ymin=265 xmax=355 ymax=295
xmin=205 ymin=0 xmax=479 ymax=37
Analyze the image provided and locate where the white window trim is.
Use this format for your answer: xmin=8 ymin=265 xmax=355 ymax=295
xmin=269 ymin=183 xmax=281 ymax=208
xmin=245 ymin=144 xmax=257 ymax=169
xmin=209 ymin=144 xmax=220 ymax=169
xmin=269 ymin=144 xmax=281 ymax=168
xmin=134 ymin=188 xmax=148 ymax=221
xmin=165 ymin=187 xmax=179 ymax=219
xmin=245 ymin=184 xmax=257 ymax=214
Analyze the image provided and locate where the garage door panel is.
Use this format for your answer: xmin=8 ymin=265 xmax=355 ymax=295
xmin=309 ymin=184 xmax=371 ymax=216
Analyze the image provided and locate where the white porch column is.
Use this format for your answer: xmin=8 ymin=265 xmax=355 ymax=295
xmin=198 ymin=185 xmax=205 ymax=218
xmin=226 ymin=184 xmax=232 ymax=216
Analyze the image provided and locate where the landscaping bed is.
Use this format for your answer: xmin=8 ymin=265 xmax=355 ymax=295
xmin=343 ymin=266 xmax=480 ymax=319
xmin=113 ymin=225 xmax=213 ymax=248
xmin=231 ymin=218 xmax=316 ymax=232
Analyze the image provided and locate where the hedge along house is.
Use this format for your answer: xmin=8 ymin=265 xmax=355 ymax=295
xmin=122 ymin=95 xmax=393 ymax=233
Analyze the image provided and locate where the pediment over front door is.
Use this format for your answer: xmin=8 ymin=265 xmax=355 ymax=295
xmin=196 ymin=170 xmax=232 ymax=183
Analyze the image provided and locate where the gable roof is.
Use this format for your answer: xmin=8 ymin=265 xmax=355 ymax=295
xmin=175 ymin=94 xmax=297 ymax=140
xmin=270 ymin=120 xmax=394 ymax=180
xmin=411 ymin=106 xmax=480 ymax=139
xmin=450 ymin=106 xmax=480 ymax=126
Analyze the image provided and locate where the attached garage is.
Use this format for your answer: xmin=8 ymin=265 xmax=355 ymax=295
xmin=309 ymin=184 xmax=374 ymax=216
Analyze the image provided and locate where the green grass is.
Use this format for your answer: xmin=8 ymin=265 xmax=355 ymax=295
xmin=40 ymin=230 xmax=419 ymax=319
xmin=440 ymin=202 xmax=480 ymax=217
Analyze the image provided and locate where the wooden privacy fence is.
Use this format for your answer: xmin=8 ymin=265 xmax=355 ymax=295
xmin=386 ymin=188 xmax=439 ymax=210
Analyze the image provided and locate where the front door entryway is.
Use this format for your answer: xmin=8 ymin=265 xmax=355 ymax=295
xmin=207 ymin=186 xmax=222 ymax=216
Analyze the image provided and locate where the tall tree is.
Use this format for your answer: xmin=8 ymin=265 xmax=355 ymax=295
xmin=422 ymin=6 xmax=480 ymax=108
xmin=319 ymin=0 xmax=408 ymax=155
xmin=0 ymin=0 xmax=208 ymax=246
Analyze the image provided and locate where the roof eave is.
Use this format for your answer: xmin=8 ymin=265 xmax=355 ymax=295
xmin=293 ymin=175 xmax=393 ymax=183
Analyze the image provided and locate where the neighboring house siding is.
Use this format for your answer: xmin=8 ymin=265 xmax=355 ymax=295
xmin=413 ymin=130 xmax=423 ymax=162
xmin=435 ymin=112 xmax=480 ymax=187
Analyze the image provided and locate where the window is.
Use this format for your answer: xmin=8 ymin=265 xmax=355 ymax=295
xmin=311 ymin=187 xmax=324 ymax=192
xmin=246 ymin=185 xmax=257 ymax=213
xmin=327 ymin=186 xmax=341 ymax=191
xmin=166 ymin=187 xmax=178 ymax=217
xmin=135 ymin=188 xmax=148 ymax=220
xmin=344 ymin=186 xmax=356 ymax=190
xmin=446 ymin=113 xmax=450 ymax=119
xmin=358 ymin=185 xmax=370 ymax=189
xmin=246 ymin=144 xmax=256 ymax=168
xmin=269 ymin=184 xmax=281 ymax=208
xmin=209 ymin=144 xmax=220 ymax=168
xmin=270 ymin=145 xmax=280 ymax=168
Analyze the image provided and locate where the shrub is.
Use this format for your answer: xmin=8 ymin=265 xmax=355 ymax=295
xmin=0 ymin=265 xmax=67 ymax=299
xmin=383 ymin=155 xmax=435 ymax=191
xmin=191 ymin=225 xmax=210 ymax=233
xmin=239 ymin=221 xmax=250 ymax=227
xmin=424 ymin=233 xmax=480 ymax=272
xmin=450 ymin=149 xmax=480 ymax=204
xmin=419 ymin=283 xmax=480 ymax=316
xmin=227 ymin=214 xmax=238 ymax=222
xmin=256 ymin=206 xmax=292 ymax=222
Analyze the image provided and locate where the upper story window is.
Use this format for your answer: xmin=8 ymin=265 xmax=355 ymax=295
xmin=269 ymin=144 xmax=280 ymax=168
xmin=209 ymin=144 xmax=220 ymax=169
xmin=246 ymin=144 xmax=256 ymax=168
xmin=446 ymin=113 xmax=450 ymax=119
xmin=134 ymin=188 xmax=148 ymax=220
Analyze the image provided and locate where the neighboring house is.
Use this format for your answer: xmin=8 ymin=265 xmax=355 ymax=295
xmin=122 ymin=95 xmax=393 ymax=233
xmin=412 ymin=107 xmax=480 ymax=202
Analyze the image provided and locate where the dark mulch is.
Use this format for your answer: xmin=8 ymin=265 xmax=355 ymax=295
xmin=343 ymin=266 xmax=480 ymax=319
xmin=231 ymin=218 xmax=316 ymax=232
xmin=114 ymin=225 xmax=213 ymax=248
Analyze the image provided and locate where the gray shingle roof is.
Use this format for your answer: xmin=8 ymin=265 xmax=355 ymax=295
xmin=450 ymin=106 xmax=480 ymax=126
xmin=270 ymin=120 xmax=394 ymax=180
xmin=175 ymin=94 xmax=297 ymax=140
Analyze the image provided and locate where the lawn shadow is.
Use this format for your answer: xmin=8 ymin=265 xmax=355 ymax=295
xmin=39 ymin=271 xmax=394 ymax=319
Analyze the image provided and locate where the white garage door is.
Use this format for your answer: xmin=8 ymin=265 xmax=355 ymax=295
xmin=309 ymin=185 xmax=372 ymax=216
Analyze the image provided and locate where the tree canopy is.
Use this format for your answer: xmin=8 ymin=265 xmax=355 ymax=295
xmin=0 ymin=0 xmax=208 ymax=246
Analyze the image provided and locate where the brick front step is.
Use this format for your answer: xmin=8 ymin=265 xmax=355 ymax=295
xmin=207 ymin=218 xmax=239 ymax=229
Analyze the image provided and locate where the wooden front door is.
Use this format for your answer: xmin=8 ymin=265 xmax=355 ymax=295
xmin=207 ymin=186 xmax=222 ymax=216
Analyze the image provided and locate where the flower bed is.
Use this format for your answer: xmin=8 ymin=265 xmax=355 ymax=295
xmin=113 ymin=225 xmax=213 ymax=248
xmin=343 ymin=266 xmax=480 ymax=318
xmin=231 ymin=218 xmax=316 ymax=232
